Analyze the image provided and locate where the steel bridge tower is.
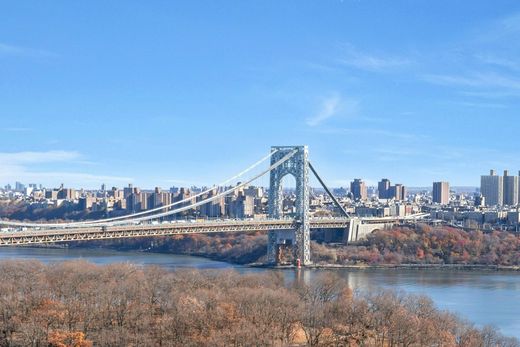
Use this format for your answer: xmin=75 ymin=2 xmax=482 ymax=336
xmin=267 ymin=145 xmax=311 ymax=266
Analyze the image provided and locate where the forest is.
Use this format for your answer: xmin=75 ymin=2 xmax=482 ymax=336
xmin=328 ymin=224 xmax=520 ymax=266
xmin=0 ymin=260 xmax=517 ymax=347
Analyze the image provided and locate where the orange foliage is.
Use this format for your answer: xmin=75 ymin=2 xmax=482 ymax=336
xmin=48 ymin=331 xmax=92 ymax=347
xmin=339 ymin=226 xmax=520 ymax=266
xmin=0 ymin=261 xmax=515 ymax=346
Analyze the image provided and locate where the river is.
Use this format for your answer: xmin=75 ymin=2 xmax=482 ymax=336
xmin=0 ymin=247 xmax=519 ymax=339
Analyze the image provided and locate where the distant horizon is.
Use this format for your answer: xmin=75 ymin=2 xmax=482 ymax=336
xmin=1 ymin=179 xmax=480 ymax=193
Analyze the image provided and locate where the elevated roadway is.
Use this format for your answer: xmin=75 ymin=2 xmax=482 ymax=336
xmin=0 ymin=214 xmax=428 ymax=246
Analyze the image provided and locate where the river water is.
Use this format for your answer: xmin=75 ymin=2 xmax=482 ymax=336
xmin=0 ymin=247 xmax=519 ymax=339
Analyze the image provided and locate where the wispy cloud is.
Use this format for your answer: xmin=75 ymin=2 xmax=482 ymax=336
xmin=0 ymin=169 xmax=132 ymax=187
xmin=365 ymin=145 xmax=520 ymax=168
xmin=0 ymin=150 xmax=81 ymax=164
xmin=410 ymin=12 xmax=520 ymax=103
xmin=322 ymin=127 xmax=426 ymax=141
xmin=302 ymin=61 xmax=341 ymax=73
xmin=422 ymin=72 xmax=520 ymax=91
xmin=0 ymin=150 xmax=132 ymax=188
xmin=476 ymin=54 xmax=520 ymax=72
xmin=500 ymin=12 xmax=520 ymax=32
xmin=337 ymin=44 xmax=410 ymax=71
xmin=306 ymin=94 xmax=358 ymax=127
xmin=478 ymin=12 xmax=520 ymax=43
xmin=306 ymin=95 xmax=341 ymax=126
xmin=451 ymin=101 xmax=508 ymax=109
xmin=458 ymin=90 xmax=520 ymax=99
xmin=3 ymin=127 xmax=33 ymax=132
xmin=0 ymin=42 xmax=57 ymax=58
xmin=21 ymin=172 xmax=133 ymax=183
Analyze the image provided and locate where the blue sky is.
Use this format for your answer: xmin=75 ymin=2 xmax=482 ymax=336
xmin=1 ymin=1 xmax=520 ymax=189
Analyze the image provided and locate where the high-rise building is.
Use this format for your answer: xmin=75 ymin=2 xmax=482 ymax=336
xmin=518 ymin=170 xmax=520 ymax=206
xmin=111 ymin=187 xmax=124 ymax=200
xmin=378 ymin=179 xmax=391 ymax=199
xmin=200 ymin=188 xmax=225 ymax=218
xmin=125 ymin=187 xmax=144 ymax=213
xmin=350 ymin=179 xmax=367 ymax=201
xmin=432 ymin=181 xmax=450 ymax=205
xmin=45 ymin=189 xmax=60 ymax=200
xmin=140 ymin=192 xmax=150 ymax=211
xmin=400 ymin=185 xmax=407 ymax=201
xmin=78 ymin=196 xmax=96 ymax=210
xmin=503 ymin=170 xmax=519 ymax=206
xmin=377 ymin=178 xmax=406 ymax=201
xmin=387 ymin=183 xmax=406 ymax=201
xmin=481 ymin=170 xmax=503 ymax=206
xmin=149 ymin=187 xmax=171 ymax=210
xmin=227 ymin=194 xmax=254 ymax=218
xmin=243 ymin=186 xmax=264 ymax=198
xmin=388 ymin=185 xmax=397 ymax=200
xmin=394 ymin=184 xmax=406 ymax=201
xmin=57 ymin=188 xmax=76 ymax=200
xmin=474 ymin=194 xmax=485 ymax=207
xmin=123 ymin=184 xmax=134 ymax=199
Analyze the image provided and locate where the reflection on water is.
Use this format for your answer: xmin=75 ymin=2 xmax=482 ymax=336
xmin=1 ymin=247 xmax=519 ymax=339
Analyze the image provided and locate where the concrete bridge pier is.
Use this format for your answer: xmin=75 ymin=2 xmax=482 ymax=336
xmin=344 ymin=218 xmax=393 ymax=243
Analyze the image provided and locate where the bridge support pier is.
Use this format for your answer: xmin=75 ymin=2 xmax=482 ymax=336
xmin=267 ymin=146 xmax=311 ymax=266
xmin=345 ymin=218 xmax=393 ymax=243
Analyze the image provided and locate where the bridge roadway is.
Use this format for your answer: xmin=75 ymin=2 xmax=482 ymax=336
xmin=0 ymin=214 xmax=429 ymax=246
xmin=0 ymin=218 xmax=348 ymax=246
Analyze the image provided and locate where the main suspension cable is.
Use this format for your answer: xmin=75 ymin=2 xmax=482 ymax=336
xmin=93 ymin=149 xmax=297 ymax=226
xmin=1 ymin=149 xmax=295 ymax=229
xmin=0 ymin=149 xmax=278 ymax=228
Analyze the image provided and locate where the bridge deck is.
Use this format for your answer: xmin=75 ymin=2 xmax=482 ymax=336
xmin=0 ymin=218 xmax=353 ymax=246
xmin=0 ymin=214 xmax=428 ymax=246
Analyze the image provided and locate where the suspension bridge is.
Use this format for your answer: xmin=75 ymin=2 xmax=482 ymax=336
xmin=0 ymin=146 xmax=427 ymax=266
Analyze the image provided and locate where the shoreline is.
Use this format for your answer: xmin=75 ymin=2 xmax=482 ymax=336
xmin=248 ymin=261 xmax=520 ymax=271
xmin=11 ymin=245 xmax=520 ymax=271
xmin=305 ymin=263 xmax=520 ymax=271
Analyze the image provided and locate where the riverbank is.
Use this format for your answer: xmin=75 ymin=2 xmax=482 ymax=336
xmin=250 ymin=261 xmax=520 ymax=271
xmin=310 ymin=263 xmax=520 ymax=271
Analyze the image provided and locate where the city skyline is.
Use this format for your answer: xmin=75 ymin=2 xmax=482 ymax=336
xmin=2 ymin=1 xmax=520 ymax=188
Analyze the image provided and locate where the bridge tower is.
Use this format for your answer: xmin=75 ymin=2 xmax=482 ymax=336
xmin=267 ymin=145 xmax=311 ymax=266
